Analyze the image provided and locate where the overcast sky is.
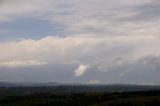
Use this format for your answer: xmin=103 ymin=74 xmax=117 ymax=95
xmin=0 ymin=0 xmax=160 ymax=85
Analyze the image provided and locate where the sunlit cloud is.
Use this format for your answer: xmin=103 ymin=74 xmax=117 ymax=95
xmin=74 ymin=64 xmax=89 ymax=77
xmin=0 ymin=60 xmax=47 ymax=68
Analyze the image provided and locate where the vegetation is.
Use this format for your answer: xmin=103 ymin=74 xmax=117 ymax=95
xmin=0 ymin=89 xmax=160 ymax=106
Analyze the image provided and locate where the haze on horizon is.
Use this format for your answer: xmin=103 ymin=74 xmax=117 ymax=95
xmin=0 ymin=0 xmax=160 ymax=85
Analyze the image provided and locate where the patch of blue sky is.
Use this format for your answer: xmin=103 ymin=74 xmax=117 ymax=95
xmin=0 ymin=17 xmax=64 ymax=41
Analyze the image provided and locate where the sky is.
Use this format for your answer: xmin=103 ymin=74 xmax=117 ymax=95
xmin=0 ymin=0 xmax=160 ymax=85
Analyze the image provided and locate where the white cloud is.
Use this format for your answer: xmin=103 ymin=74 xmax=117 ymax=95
xmin=0 ymin=60 xmax=47 ymax=68
xmin=0 ymin=35 xmax=160 ymax=69
xmin=74 ymin=64 xmax=89 ymax=77
xmin=0 ymin=0 xmax=53 ymax=22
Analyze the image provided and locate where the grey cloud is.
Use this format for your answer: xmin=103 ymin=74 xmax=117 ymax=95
xmin=135 ymin=1 xmax=160 ymax=20
xmin=116 ymin=0 xmax=160 ymax=23
xmin=106 ymin=55 xmax=160 ymax=84
xmin=76 ymin=55 xmax=160 ymax=84
xmin=1 ymin=0 xmax=158 ymax=36
xmin=44 ymin=0 xmax=160 ymax=36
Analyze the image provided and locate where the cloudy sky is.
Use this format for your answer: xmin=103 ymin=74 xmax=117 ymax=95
xmin=0 ymin=0 xmax=160 ymax=85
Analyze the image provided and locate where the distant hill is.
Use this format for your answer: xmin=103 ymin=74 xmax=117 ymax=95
xmin=0 ymin=82 xmax=160 ymax=92
xmin=0 ymin=82 xmax=60 ymax=87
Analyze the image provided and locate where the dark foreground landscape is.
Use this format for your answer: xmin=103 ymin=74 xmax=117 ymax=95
xmin=0 ymin=83 xmax=160 ymax=106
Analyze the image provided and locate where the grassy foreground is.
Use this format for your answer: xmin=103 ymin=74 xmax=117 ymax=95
xmin=0 ymin=90 xmax=160 ymax=106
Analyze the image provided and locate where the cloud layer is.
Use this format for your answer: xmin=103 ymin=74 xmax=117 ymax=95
xmin=0 ymin=35 xmax=160 ymax=68
xmin=0 ymin=0 xmax=160 ymax=84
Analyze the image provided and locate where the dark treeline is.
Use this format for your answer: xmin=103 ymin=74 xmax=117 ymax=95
xmin=0 ymin=90 xmax=160 ymax=106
